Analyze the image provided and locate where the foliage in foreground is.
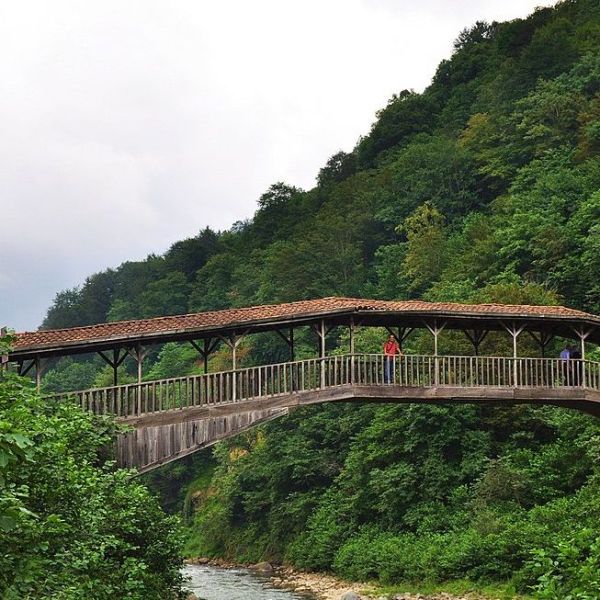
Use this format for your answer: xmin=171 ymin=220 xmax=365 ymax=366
xmin=0 ymin=371 xmax=185 ymax=600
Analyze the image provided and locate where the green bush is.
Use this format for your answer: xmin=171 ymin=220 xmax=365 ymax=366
xmin=0 ymin=373 xmax=185 ymax=599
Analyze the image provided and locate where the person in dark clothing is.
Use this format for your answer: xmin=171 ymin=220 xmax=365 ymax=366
xmin=560 ymin=344 xmax=571 ymax=384
xmin=570 ymin=346 xmax=582 ymax=385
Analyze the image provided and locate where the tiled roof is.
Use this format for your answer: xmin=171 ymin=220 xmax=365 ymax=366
xmin=11 ymin=296 xmax=598 ymax=355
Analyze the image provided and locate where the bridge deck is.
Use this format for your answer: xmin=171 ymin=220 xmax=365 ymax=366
xmin=49 ymin=353 xmax=600 ymax=418
xmin=46 ymin=354 xmax=600 ymax=472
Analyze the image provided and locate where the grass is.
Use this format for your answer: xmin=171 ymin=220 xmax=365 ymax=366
xmin=363 ymin=578 xmax=534 ymax=600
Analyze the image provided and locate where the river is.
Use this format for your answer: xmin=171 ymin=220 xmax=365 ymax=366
xmin=183 ymin=564 xmax=317 ymax=600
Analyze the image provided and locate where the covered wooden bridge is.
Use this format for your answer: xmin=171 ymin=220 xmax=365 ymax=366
xmin=6 ymin=297 xmax=600 ymax=473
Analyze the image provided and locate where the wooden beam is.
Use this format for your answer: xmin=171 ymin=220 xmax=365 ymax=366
xmin=217 ymin=330 xmax=248 ymax=370
xmin=35 ymin=357 xmax=49 ymax=391
xmin=501 ymin=321 xmax=526 ymax=358
xmin=573 ymin=326 xmax=592 ymax=361
xmin=463 ymin=329 xmax=489 ymax=356
xmin=274 ymin=327 xmax=295 ymax=361
xmin=98 ymin=348 xmax=128 ymax=386
xmin=527 ymin=330 xmax=555 ymax=358
xmin=18 ymin=359 xmax=36 ymax=377
xmin=0 ymin=327 xmax=8 ymax=372
xmin=190 ymin=338 xmax=220 ymax=373
xmin=423 ymin=320 xmax=446 ymax=356
xmin=127 ymin=343 xmax=149 ymax=383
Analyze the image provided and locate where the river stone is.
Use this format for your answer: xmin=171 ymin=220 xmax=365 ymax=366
xmin=341 ymin=593 xmax=361 ymax=600
xmin=250 ymin=561 xmax=274 ymax=573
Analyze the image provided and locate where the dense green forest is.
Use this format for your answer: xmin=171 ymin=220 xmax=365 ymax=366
xmin=0 ymin=335 xmax=185 ymax=598
xmin=25 ymin=0 xmax=600 ymax=597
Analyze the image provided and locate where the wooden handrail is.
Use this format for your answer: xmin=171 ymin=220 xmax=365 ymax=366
xmin=45 ymin=354 xmax=600 ymax=418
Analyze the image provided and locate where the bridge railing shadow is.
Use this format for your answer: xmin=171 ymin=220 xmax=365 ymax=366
xmin=46 ymin=354 xmax=600 ymax=418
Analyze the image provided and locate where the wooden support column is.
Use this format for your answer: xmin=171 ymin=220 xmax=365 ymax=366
xmin=218 ymin=332 xmax=246 ymax=371
xmin=310 ymin=321 xmax=335 ymax=356
xmin=320 ymin=320 xmax=326 ymax=359
xmin=423 ymin=319 xmax=446 ymax=357
xmin=190 ymin=338 xmax=220 ymax=374
xmin=0 ymin=327 xmax=8 ymax=374
xmin=320 ymin=319 xmax=326 ymax=388
xmin=501 ymin=322 xmax=525 ymax=385
xmin=574 ymin=327 xmax=592 ymax=387
xmin=17 ymin=356 xmax=49 ymax=390
xmin=35 ymin=357 xmax=49 ymax=391
xmin=463 ymin=329 xmax=489 ymax=356
xmin=349 ymin=317 xmax=355 ymax=383
xmin=98 ymin=348 xmax=128 ymax=386
xmin=18 ymin=359 xmax=36 ymax=378
xmin=502 ymin=321 xmax=525 ymax=358
xmin=127 ymin=343 xmax=149 ymax=383
xmin=218 ymin=331 xmax=247 ymax=401
xmin=275 ymin=328 xmax=295 ymax=361
xmin=423 ymin=320 xmax=446 ymax=386
xmin=310 ymin=320 xmax=329 ymax=388
xmin=573 ymin=327 xmax=591 ymax=361
xmin=527 ymin=330 xmax=554 ymax=358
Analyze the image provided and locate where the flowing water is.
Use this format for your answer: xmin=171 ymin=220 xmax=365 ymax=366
xmin=183 ymin=564 xmax=316 ymax=600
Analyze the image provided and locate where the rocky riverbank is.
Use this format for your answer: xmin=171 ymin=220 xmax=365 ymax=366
xmin=185 ymin=558 xmax=499 ymax=600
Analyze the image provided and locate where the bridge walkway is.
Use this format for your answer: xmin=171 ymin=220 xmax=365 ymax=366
xmin=47 ymin=354 xmax=600 ymax=472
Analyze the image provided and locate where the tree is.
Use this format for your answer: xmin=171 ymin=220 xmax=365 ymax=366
xmin=356 ymin=91 xmax=438 ymax=167
xmin=398 ymin=202 xmax=448 ymax=295
xmin=251 ymin=182 xmax=304 ymax=248
xmin=164 ymin=227 xmax=220 ymax=279
xmin=317 ymin=151 xmax=357 ymax=186
xmin=138 ymin=272 xmax=191 ymax=318
xmin=0 ymin=370 xmax=185 ymax=598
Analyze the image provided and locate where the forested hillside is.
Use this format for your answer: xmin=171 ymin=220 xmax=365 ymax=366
xmin=39 ymin=0 xmax=600 ymax=597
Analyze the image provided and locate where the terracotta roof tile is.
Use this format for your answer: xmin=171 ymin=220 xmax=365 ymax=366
xmin=11 ymin=296 xmax=598 ymax=355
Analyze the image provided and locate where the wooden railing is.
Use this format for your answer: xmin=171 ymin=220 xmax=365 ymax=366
xmin=46 ymin=354 xmax=600 ymax=418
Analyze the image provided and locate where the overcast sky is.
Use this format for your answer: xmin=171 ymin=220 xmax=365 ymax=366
xmin=1 ymin=0 xmax=554 ymax=332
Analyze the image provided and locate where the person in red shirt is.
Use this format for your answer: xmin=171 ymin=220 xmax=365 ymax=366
xmin=383 ymin=334 xmax=401 ymax=383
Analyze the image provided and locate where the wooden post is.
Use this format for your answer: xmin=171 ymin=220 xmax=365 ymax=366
xmin=127 ymin=343 xmax=148 ymax=384
xmin=98 ymin=348 xmax=128 ymax=386
xmin=527 ymin=330 xmax=554 ymax=358
xmin=218 ymin=331 xmax=246 ymax=400
xmin=0 ymin=327 xmax=8 ymax=374
xmin=275 ymin=328 xmax=295 ymax=361
xmin=574 ymin=327 xmax=591 ymax=387
xmin=320 ymin=319 xmax=326 ymax=388
xmin=349 ymin=316 xmax=355 ymax=384
xmin=190 ymin=338 xmax=220 ymax=374
xmin=112 ymin=349 xmax=119 ymax=386
xmin=463 ymin=330 xmax=489 ymax=356
xmin=501 ymin=322 xmax=525 ymax=385
xmin=35 ymin=357 xmax=48 ymax=391
xmin=424 ymin=320 xmax=446 ymax=385
xmin=18 ymin=360 xmax=36 ymax=378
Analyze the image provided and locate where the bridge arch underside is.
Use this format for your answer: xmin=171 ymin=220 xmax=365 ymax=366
xmin=119 ymin=384 xmax=600 ymax=474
